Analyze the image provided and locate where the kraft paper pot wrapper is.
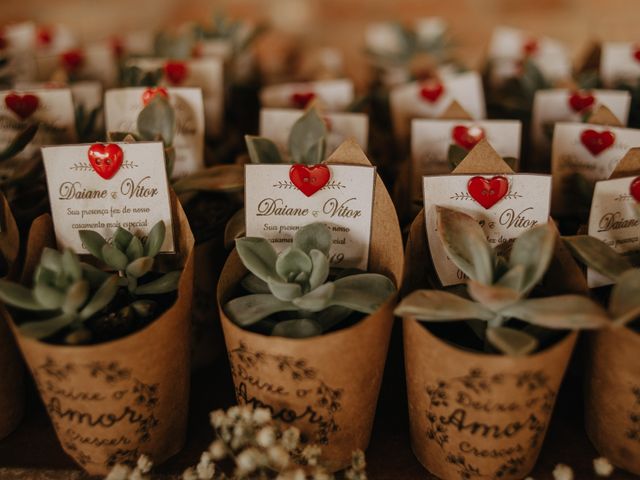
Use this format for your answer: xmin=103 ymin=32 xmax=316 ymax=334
xmin=0 ymin=192 xmax=25 ymax=440
xmin=6 ymin=193 xmax=194 ymax=476
xmin=403 ymin=318 xmax=577 ymax=480
xmin=585 ymin=326 xmax=640 ymax=474
xmin=217 ymin=140 xmax=404 ymax=471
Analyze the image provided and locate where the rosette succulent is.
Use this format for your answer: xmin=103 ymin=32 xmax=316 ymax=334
xmin=225 ymin=223 xmax=396 ymax=338
xmin=395 ymin=207 xmax=609 ymax=356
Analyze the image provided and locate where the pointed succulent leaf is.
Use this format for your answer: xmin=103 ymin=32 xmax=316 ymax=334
xmin=271 ymin=318 xmax=323 ymax=338
xmin=302 ymin=138 xmax=326 ymax=166
xmin=79 ymin=275 xmax=119 ymax=320
xmin=496 ymin=265 xmax=526 ymax=292
xmin=610 ymin=269 xmax=640 ymax=323
xmin=288 ymin=108 xmax=327 ymax=165
xmin=437 ymin=206 xmax=494 ymax=285
xmin=500 ymin=296 xmax=609 ymax=329
xmin=0 ymin=280 xmax=48 ymax=311
xmin=293 ymin=223 xmax=332 ymax=256
xmin=308 ymin=250 xmax=330 ymax=290
xmin=267 ymin=277 xmax=303 ymax=301
xmin=126 ymin=236 xmax=144 ymax=261
xmin=329 ymin=273 xmax=396 ymax=314
xmin=40 ymin=248 xmax=63 ymax=274
xmin=395 ymin=289 xmax=495 ymax=322
xmin=486 ymin=326 xmax=539 ymax=357
xmin=131 ymin=299 xmax=156 ymax=318
xmin=563 ymin=235 xmax=633 ymax=281
xmin=137 ymin=96 xmax=175 ymax=146
xmin=34 ymin=266 xmax=57 ymax=287
xmin=225 ymin=294 xmax=298 ymax=326
xmin=80 ymin=263 xmax=111 ymax=288
xmin=275 ymin=247 xmax=312 ymax=281
xmin=235 ymin=237 xmax=278 ymax=282
xmin=245 ymin=135 xmax=283 ymax=164
xmin=467 ymin=280 xmax=522 ymax=310
xmin=113 ymin=227 xmax=134 ymax=251
xmin=509 ymin=223 xmax=555 ymax=295
xmin=292 ymin=282 xmax=335 ymax=311
xmin=144 ymin=221 xmax=166 ymax=258
xmin=79 ymin=230 xmax=107 ymax=261
xmin=224 ymin=208 xmax=246 ymax=249
xmin=316 ymin=305 xmax=353 ymax=331
xmin=134 ymin=271 xmax=181 ymax=295
xmin=61 ymin=280 xmax=90 ymax=314
xmin=19 ymin=313 xmax=75 ymax=340
xmin=61 ymin=249 xmax=82 ymax=282
xmin=241 ymin=273 xmax=271 ymax=294
xmin=447 ymin=143 xmax=468 ymax=169
xmin=126 ymin=256 xmax=154 ymax=279
xmin=101 ymin=244 xmax=129 ymax=271
xmin=33 ymin=282 xmax=65 ymax=309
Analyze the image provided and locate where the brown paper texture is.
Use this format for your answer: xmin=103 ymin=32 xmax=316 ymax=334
xmin=609 ymin=147 xmax=640 ymax=179
xmin=217 ymin=140 xmax=404 ymax=471
xmin=587 ymin=105 xmax=624 ymax=127
xmin=0 ymin=192 xmax=24 ymax=440
xmin=438 ymin=100 xmax=474 ymax=121
xmin=6 ymin=191 xmax=194 ymax=476
xmin=586 ymin=327 xmax=640 ymax=475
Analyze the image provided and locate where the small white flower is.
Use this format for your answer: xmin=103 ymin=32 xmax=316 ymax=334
xmin=227 ymin=406 xmax=241 ymax=419
xmin=594 ymin=457 xmax=614 ymax=477
xmin=268 ymin=445 xmax=290 ymax=469
xmin=105 ymin=465 xmax=131 ymax=480
xmin=302 ymin=444 xmax=322 ymax=466
xmin=256 ymin=426 xmax=276 ymax=447
xmin=196 ymin=451 xmax=215 ymax=480
xmin=253 ymin=407 xmax=272 ymax=425
xmin=182 ymin=467 xmax=198 ymax=480
xmin=553 ymin=463 xmax=574 ymax=480
xmin=236 ymin=448 xmax=259 ymax=474
xmin=128 ymin=470 xmax=145 ymax=480
xmin=210 ymin=410 xmax=226 ymax=428
xmin=136 ymin=454 xmax=153 ymax=474
xmin=240 ymin=406 xmax=253 ymax=421
xmin=209 ymin=439 xmax=227 ymax=460
xmin=281 ymin=427 xmax=301 ymax=450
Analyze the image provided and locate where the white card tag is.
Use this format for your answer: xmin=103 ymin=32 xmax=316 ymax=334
xmin=260 ymin=79 xmax=354 ymax=112
xmin=105 ymin=87 xmax=205 ymax=177
xmin=259 ymin=108 xmax=369 ymax=157
xmin=42 ymin=142 xmax=175 ymax=254
xmin=551 ymin=123 xmax=640 ymax=216
xmin=390 ymin=71 xmax=486 ymax=141
xmin=34 ymin=43 xmax=118 ymax=87
xmin=126 ymin=58 xmax=224 ymax=137
xmin=600 ymin=42 xmax=640 ymax=88
xmin=245 ymin=164 xmax=375 ymax=270
xmin=531 ymin=89 xmax=631 ymax=150
xmin=424 ymin=174 xmax=551 ymax=286
xmin=587 ymin=176 xmax=640 ymax=287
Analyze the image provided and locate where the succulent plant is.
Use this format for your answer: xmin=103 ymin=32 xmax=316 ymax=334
xmin=395 ymin=207 xmax=609 ymax=356
xmin=119 ymin=65 xmax=165 ymax=88
xmin=485 ymin=58 xmax=551 ymax=115
xmin=564 ymin=235 xmax=640 ymax=327
xmin=194 ymin=12 xmax=266 ymax=57
xmin=225 ymin=223 xmax=396 ymax=338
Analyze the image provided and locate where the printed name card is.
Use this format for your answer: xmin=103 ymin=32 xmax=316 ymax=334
xmin=551 ymin=123 xmax=640 ymax=216
xmin=42 ymin=142 xmax=174 ymax=253
xmin=260 ymin=79 xmax=354 ymax=112
xmin=531 ymin=89 xmax=631 ymax=149
xmin=587 ymin=176 xmax=640 ymax=287
xmin=105 ymin=87 xmax=205 ymax=177
xmin=424 ymin=174 xmax=551 ymax=286
xmin=259 ymin=108 xmax=369 ymax=157
xmin=245 ymin=163 xmax=375 ymax=270
xmin=390 ymin=71 xmax=486 ymax=141
xmin=600 ymin=42 xmax=640 ymax=88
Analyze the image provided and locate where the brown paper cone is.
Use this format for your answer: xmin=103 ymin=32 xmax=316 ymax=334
xmin=585 ymin=327 xmax=640 ymax=474
xmin=587 ymin=105 xmax=624 ymax=127
xmin=5 ymin=192 xmax=194 ymax=476
xmin=0 ymin=192 xmax=25 ymax=440
xmin=217 ymin=140 xmax=404 ymax=471
xmin=609 ymin=147 xmax=640 ymax=179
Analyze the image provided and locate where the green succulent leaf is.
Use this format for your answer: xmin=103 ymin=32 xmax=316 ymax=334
xmin=610 ymin=269 xmax=640 ymax=326
xmin=33 ymin=282 xmax=64 ymax=310
xmin=131 ymin=299 xmax=156 ymax=318
xmin=61 ymin=249 xmax=82 ymax=282
xmin=330 ymin=273 xmax=396 ymax=314
xmin=266 ymin=276 xmax=303 ymax=301
xmin=271 ymin=318 xmax=323 ymax=338
xmin=437 ymin=206 xmax=495 ymax=285
xmin=486 ymin=326 xmax=539 ymax=357
xmin=509 ymin=223 xmax=555 ymax=295
xmin=145 ymin=221 xmax=166 ymax=258
xmin=308 ymin=250 xmax=330 ymax=290
xmin=224 ymin=209 xmax=246 ymax=249
xmin=245 ymin=135 xmax=283 ymax=164
xmin=293 ymin=223 xmax=332 ymax=256
xmin=0 ymin=280 xmax=49 ymax=311
xmin=236 ymin=237 xmax=278 ymax=283
xmin=496 ymin=264 xmax=526 ymax=292
xmin=134 ymin=270 xmax=181 ymax=295
xmin=241 ymin=273 xmax=271 ymax=294
xmin=275 ymin=247 xmax=312 ymax=282
xmin=395 ymin=289 xmax=494 ymax=322
xmin=500 ymin=296 xmax=609 ymax=329
xmin=19 ymin=313 xmax=75 ymax=340
xmin=225 ymin=294 xmax=298 ymax=326
xmin=563 ymin=235 xmax=633 ymax=281
xmin=79 ymin=230 xmax=107 ymax=261
xmin=0 ymin=123 xmax=39 ymax=162
xmin=101 ymin=243 xmax=129 ymax=271
xmin=292 ymin=282 xmax=335 ymax=311
xmin=34 ymin=266 xmax=57 ymax=287
xmin=467 ymin=280 xmax=521 ymax=311
xmin=79 ymin=275 xmax=119 ymax=320
xmin=447 ymin=143 xmax=469 ymax=169
xmin=113 ymin=227 xmax=134 ymax=252
xmin=288 ymin=108 xmax=327 ymax=165
xmin=40 ymin=248 xmax=63 ymax=275
xmin=126 ymin=236 xmax=144 ymax=261
xmin=126 ymin=256 xmax=154 ymax=279
xmin=302 ymin=138 xmax=326 ymax=166
xmin=80 ymin=263 xmax=111 ymax=289
xmin=61 ymin=280 xmax=89 ymax=314
xmin=137 ymin=96 xmax=175 ymax=146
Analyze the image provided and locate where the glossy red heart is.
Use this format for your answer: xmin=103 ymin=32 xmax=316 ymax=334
xmin=522 ymin=38 xmax=539 ymax=56
xmin=452 ymin=125 xmax=485 ymax=150
xmin=568 ymin=91 xmax=595 ymax=113
xmin=36 ymin=26 xmax=53 ymax=47
xmin=142 ymin=87 xmax=169 ymax=106
xmin=291 ymin=92 xmax=316 ymax=109
xmin=164 ymin=61 xmax=188 ymax=85
xmin=419 ymin=81 xmax=445 ymax=103
xmin=5 ymin=92 xmax=39 ymax=120
xmin=60 ymin=49 xmax=85 ymax=72
xmin=633 ymin=46 xmax=640 ymax=63
xmin=87 ymin=144 xmax=124 ymax=180
xmin=631 ymin=177 xmax=640 ymax=202
xmin=289 ymin=164 xmax=331 ymax=197
xmin=580 ymin=129 xmax=615 ymax=156
xmin=467 ymin=176 xmax=509 ymax=210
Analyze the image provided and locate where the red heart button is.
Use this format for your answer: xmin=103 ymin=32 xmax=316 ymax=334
xmin=87 ymin=144 xmax=124 ymax=180
xmin=633 ymin=46 xmax=640 ymax=63
xmin=452 ymin=125 xmax=485 ymax=150
xmin=289 ymin=164 xmax=331 ymax=197
xmin=522 ymin=38 xmax=539 ymax=56
xmin=291 ymin=92 xmax=316 ymax=109
xmin=419 ymin=81 xmax=445 ymax=103
xmin=164 ymin=61 xmax=188 ymax=85
xmin=142 ymin=87 xmax=169 ymax=106
xmin=60 ymin=49 xmax=85 ymax=72
xmin=631 ymin=177 xmax=640 ymax=202
xmin=467 ymin=176 xmax=509 ymax=210
xmin=568 ymin=91 xmax=595 ymax=113
xmin=5 ymin=92 xmax=39 ymax=120
xmin=580 ymin=129 xmax=615 ymax=156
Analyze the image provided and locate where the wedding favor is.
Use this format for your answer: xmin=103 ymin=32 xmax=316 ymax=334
xmin=600 ymin=42 xmax=640 ymax=88
xmin=260 ymin=79 xmax=354 ymax=112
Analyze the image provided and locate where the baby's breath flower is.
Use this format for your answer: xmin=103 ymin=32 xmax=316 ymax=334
xmin=257 ymin=426 xmax=276 ymax=448
xmin=240 ymin=406 xmax=253 ymax=421
xmin=236 ymin=447 xmax=260 ymax=475
xmin=210 ymin=410 xmax=226 ymax=428
xmin=136 ymin=455 xmax=153 ymax=474
xmin=253 ymin=408 xmax=272 ymax=425
xmin=182 ymin=467 xmax=198 ymax=480
xmin=552 ymin=464 xmax=574 ymax=480
xmin=228 ymin=406 xmax=241 ymax=420
xmin=196 ymin=451 xmax=215 ymax=479
xmin=281 ymin=427 xmax=301 ymax=450
xmin=594 ymin=457 xmax=614 ymax=477
xmin=302 ymin=444 xmax=322 ymax=466
xmin=209 ymin=439 xmax=227 ymax=460
xmin=105 ymin=465 xmax=131 ymax=480
xmin=268 ymin=445 xmax=290 ymax=469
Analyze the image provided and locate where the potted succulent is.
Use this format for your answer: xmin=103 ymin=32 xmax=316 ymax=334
xmin=564 ymin=234 xmax=640 ymax=474
xmin=395 ymin=207 xmax=609 ymax=480
xmin=0 ymin=195 xmax=194 ymax=475
xmin=217 ymin=141 xmax=404 ymax=470
xmin=0 ymin=192 xmax=25 ymax=440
